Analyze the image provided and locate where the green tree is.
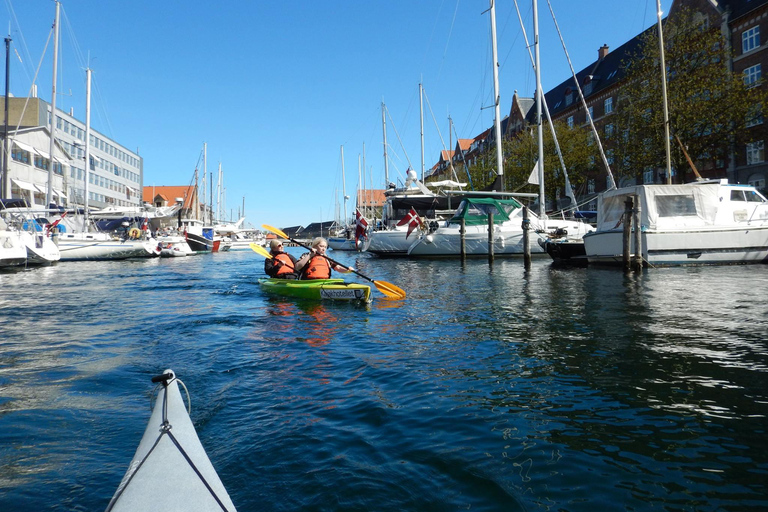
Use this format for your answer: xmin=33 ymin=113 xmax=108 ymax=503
xmin=613 ymin=7 xmax=768 ymax=183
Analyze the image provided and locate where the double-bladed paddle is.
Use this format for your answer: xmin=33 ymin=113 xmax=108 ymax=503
xmin=260 ymin=224 xmax=406 ymax=300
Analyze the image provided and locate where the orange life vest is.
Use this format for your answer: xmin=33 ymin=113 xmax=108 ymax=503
xmin=302 ymin=254 xmax=332 ymax=279
xmin=273 ymin=253 xmax=296 ymax=276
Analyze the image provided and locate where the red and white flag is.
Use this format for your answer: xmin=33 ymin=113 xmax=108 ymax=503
xmin=141 ymin=217 xmax=149 ymax=231
xmin=396 ymin=207 xmax=423 ymax=239
xmin=355 ymin=209 xmax=368 ymax=244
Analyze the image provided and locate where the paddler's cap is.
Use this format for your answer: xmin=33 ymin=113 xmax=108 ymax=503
xmin=270 ymin=240 xmax=282 ymax=249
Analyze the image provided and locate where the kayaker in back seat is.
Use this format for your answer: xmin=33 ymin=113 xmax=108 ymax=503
xmin=296 ymin=237 xmax=354 ymax=279
xmin=265 ymin=240 xmax=299 ymax=279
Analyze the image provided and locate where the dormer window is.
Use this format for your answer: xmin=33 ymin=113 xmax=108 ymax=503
xmin=583 ymin=76 xmax=593 ymax=95
xmin=564 ymin=87 xmax=574 ymax=106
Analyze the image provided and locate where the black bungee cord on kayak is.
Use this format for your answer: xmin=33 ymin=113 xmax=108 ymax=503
xmin=105 ymin=372 xmax=233 ymax=512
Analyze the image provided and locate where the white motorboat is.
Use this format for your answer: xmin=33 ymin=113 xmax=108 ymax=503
xmin=0 ymin=208 xmax=59 ymax=266
xmin=583 ymin=179 xmax=768 ymax=266
xmin=407 ymin=197 xmax=593 ymax=257
xmin=55 ymin=231 xmax=155 ymax=260
xmin=156 ymin=236 xmax=195 ymax=257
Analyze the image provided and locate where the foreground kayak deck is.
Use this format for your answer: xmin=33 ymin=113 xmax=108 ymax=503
xmin=106 ymin=370 xmax=237 ymax=512
xmin=258 ymin=278 xmax=372 ymax=302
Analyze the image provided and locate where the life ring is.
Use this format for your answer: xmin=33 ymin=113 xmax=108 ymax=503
xmin=128 ymin=228 xmax=141 ymax=239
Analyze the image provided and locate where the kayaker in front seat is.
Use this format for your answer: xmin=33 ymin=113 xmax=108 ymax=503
xmin=296 ymin=237 xmax=354 ymax=279
xmin=265 ymin=240 xmax=299 ymax=279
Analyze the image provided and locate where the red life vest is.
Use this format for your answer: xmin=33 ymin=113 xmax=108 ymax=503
xmin=302 ymin=254 xmax=332 ymax=279
xmin=273 ymin=253 xmax=296 ymax=276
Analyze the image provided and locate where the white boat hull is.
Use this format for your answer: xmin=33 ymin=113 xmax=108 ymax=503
xmin=408 ymin=219 xmax=590 ymax=257
xmin=328 ymin=236 xmax=358 ymax=251
xmin=21 ymin=231 xmax=60 ymax=265
xmin=56 ymin=233 xmax=153 ymax=260
xmin=0 ymin=230 xmax=27 ymax=267
xmin=367 ymin=227 xmax=418 ymax=256
xmin=584 ymin=226 xmax=768 ymax=265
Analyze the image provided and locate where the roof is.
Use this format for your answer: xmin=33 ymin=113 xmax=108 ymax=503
xmin=719 ymin=0 xmax=768 ymax=19
xmin=543 ymin=25 xmax=652 ymax=119
xmin=357 ymin=189 xmax=386 ymax=207
xmin=142 ymin=185 xmax=198 ymax=210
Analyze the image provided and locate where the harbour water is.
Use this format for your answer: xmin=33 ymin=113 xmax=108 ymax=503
xmin=1 ymin=250 xmax=767 ymax=511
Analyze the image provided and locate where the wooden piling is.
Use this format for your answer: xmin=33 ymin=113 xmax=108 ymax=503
xmin=488 ymin=212 xmax=494 ymax=263
xmin=633 ymin=196 xmax=643 ymax=271
xmin=523 ymin=207 xmax=531 ymax=269
xmin=623 ymin=196 xmax=633 ymax=272
xmin=460 ymin=218 xmax=466 ymax=260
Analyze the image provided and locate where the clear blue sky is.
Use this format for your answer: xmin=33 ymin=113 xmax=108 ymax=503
xmin=4 ymin=0 xmax=672 ymax=229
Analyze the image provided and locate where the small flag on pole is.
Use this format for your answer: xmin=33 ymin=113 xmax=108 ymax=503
xmin=355 ymin=209 xmax=368 ymax=245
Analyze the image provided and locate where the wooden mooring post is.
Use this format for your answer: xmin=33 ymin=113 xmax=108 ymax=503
xmin=622 ymin=196 xmax=633 ymax=272
xmin=487 ymin=212 xmax=494 ymax=263
xmin=633 ymin=196 xmax=643 ymax=271
xmin=460 ymin=218 xmax=466 ymax=261
xmin=523 ymin=207 xmax=531 ymax=269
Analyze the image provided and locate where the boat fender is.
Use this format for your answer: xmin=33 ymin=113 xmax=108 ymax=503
xmin=425 ymin=234 xmax=434 ymax=244
xmin=429 ymin=221 xmax=439 ymax=233
xmin=128 ymin=228 xmax=141 ymax=239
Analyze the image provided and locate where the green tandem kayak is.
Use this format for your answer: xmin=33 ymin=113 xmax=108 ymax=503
xmin=258 ymin=278 xmax=371 ymax=302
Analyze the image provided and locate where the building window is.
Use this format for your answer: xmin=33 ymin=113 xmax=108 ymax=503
xmin=604 ymin=97 xmax=613 ymax=114
xmin=567 ymin=116 xmax=574 ymax=128
xmin=588 ymin=179 xmax=595 ymax=194
xmin=744 ymin=64 xmax=761 ymax=87
xmin=644 ymin=169 xmax=654 ymax=184
xmin=565 ymin=88 xmax=573 ymax=106
xmin=588 ymin=106 xmax=594 ymax=120
xmin=743 ymin=26 xmax=760 ymax=54
xmin=605 ymin=123 xmax=614 ymax=138
xmin=747 ymin=140 xmax=765 ymax=165
xmin=34 ymin=155 xmax=49 ymax=171
xmin=11 ymin=145 xmax=31 ymax=165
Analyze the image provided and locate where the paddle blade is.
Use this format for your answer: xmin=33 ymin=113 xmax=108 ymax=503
xmin=373 ymin=280 xmax=406 ymax=300
xmin=262 ymin=224 xmax=289 ymax=240
xmin=250 ymin=243 xmax=273 ymax=259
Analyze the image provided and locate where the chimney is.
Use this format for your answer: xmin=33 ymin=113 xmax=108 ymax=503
xmin=69 ymin=107 xmax=74 ymax=116
xmin=598 ymin=44 xmax=609 ymax=60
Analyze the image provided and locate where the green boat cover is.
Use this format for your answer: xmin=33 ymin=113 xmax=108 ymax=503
xmin=449 ymin=197 xmax=523 ymax=226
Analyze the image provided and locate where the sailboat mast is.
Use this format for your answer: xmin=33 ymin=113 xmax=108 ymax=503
xmin=340 ymin=145 xmax=348 ymax=226
xmin=46 ymin=0 xmax=60 ymax=207
xmin=382 ymin=102 xmax=389 ymax=186
xmin=534 ymin=0 xmax=545 ymax=218
xmin=656 ymin=0 xmax=672 ymax=184
xmin=202 ymin=142 xmax=207 ymax=224
xmin=2 ymin=34 xmax=11 ymax=199
xmin=83 ymin=68 xmax=91 ymax=231
xmin=420 ymin=83 xmax=425 ymax=182
xmin=490 ymin=0 xmax=504 ymax=191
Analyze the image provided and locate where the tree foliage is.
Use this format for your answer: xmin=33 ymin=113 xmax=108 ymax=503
xmin=612 ymin=7 xmax=768 ymax=183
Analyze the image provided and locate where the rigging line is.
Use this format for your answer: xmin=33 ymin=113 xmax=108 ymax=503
xmin=512 ymin=0 xmax=577 ymax=214
xmin=434 ymin=0 xmax=459 ymax=82
xmin=11 ymin=28 xmax=53 ymax=138
xmin=545 ymin=0 xmax=616 ymax=190
xmin=385 ymin=108 xmax=414 ymax=177
xmin=423 ymin=88 xmax=461 ymax=184
xmin=450 ymin=117 xmax=474 ymax=190
xmin=4 ymin=0 xmax=34 ymax=85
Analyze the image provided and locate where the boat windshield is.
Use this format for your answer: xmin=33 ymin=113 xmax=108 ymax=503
xmin=731 ymin=189 xmax=767 ymax=202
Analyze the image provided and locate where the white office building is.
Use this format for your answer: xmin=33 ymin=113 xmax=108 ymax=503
xmin=1 ymin=96 xmax=143 ymax=209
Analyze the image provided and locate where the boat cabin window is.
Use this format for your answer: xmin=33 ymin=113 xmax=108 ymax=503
xmin=656 ymin=195 xmax=697 ymax=217
xmin=731 ymin=189 xmax=767 ymax=202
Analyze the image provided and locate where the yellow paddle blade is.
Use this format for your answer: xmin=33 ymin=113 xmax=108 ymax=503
xmin=250 ymin=243 xmax=273 ymax=259
xmin=373 ymin=280 xmax=406 ymax=300
xmin=262 ymin=224 xmax=289 ymax=240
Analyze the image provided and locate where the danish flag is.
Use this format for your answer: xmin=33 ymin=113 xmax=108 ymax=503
xmin=396 ymin=207 xmax=423 ymax=239
xmin=355 ymin=209 xmax=368 ymax=244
